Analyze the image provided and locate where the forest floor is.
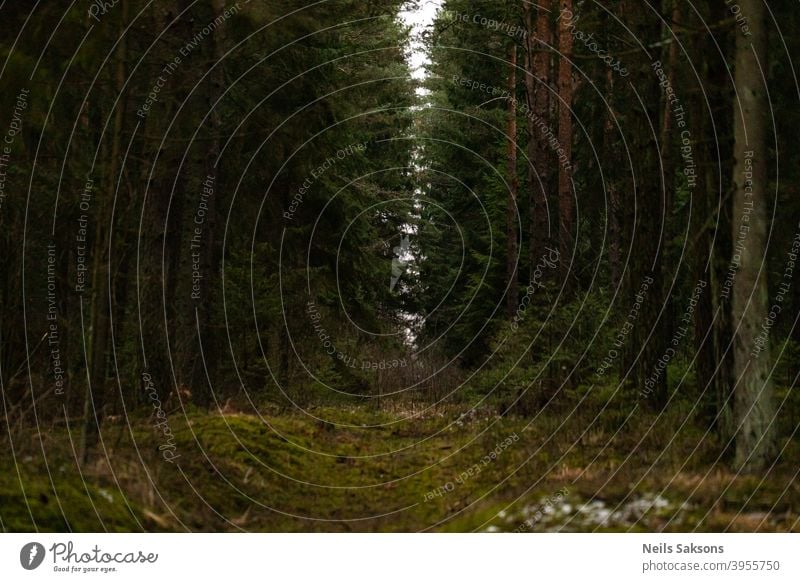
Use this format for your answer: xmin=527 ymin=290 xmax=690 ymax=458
xmin=2 ymin=395 xmax=798 ymax=532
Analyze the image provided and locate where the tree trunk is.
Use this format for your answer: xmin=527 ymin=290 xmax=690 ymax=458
xmin=659 ymin=0 xmax=680 ymax=344
xmin=191 ymin=0 xmax=226 ymax=407
xmin=525 ymin=1 xmax=552 ymax=280
xmin=603 ymin=67 xmax=621 ymax=288
xmin=623 ymin=2 xmax=667 ymax=408
xmin=732 ymin=0 xmax=775 ymax=472
xmin=688 ymin=4 xmax=727 ymax=431
xmin=556 ymin=0 xmax=574 ymax=288
xmin=690 ymin=66 xmax=718 ymax=427
xmin=505 ymin=42 xmax=519 ymax=318
xmin=81 ymin=0 xmax=128 ymax=463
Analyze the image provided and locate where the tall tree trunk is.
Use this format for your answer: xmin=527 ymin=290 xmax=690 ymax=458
xmin=556 ymin=0 xmax=574 ymax=288
xmin=659 ymin=0 xmax=680 ymax=211
xmin=659 ymin=0 xmax=680 ymax=344
xmin=191 ymin=0 xmax=226 ymax=407
xmin=732 ymin=0 xmax=775 ymax=472
xmin=138 ymin=0 xmax=193 ymax=404
xmin=623 ymin=2 xmax=667 ymax=409
xmin=603 ymin=67 xmax=622 ymax=288
xmin=525 ymin=1 xmax=552 ymax=280
xmin=81 ymin=0 xmax=128 ymax=463
xmin=697 ymin=0 xmax=737 ymax=440
xmin=505 ymin=42 xmax=519 ymax=318
xmin=689 ymin=3 xmax=726 ymax=431
xmin=690 ymin=55 xmax=717 ymax=427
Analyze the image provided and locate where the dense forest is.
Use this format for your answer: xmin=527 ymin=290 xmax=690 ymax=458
xmin=1 ymin=0 xmax=798 ymax=532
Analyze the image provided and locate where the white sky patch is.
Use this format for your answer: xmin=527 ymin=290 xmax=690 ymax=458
xmin=399 ymin=0 xmax=442 ymax=81
xmin=394 ymin=1 xmax=440 ymax=347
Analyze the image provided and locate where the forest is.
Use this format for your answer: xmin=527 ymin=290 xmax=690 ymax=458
xmin=0 ymin=0 xmax=798 ymax=533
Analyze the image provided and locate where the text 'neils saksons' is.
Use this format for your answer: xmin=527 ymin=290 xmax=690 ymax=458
xmin=643 ymin=543 xmax=724 ymax=554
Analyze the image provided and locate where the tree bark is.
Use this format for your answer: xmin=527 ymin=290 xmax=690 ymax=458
xmin=688 ymin=3 xmax=728 ymax=432
xmin=603 ymin=67 xmax=622 ymax=288
xmin=81 ymin=0 xmax=128 ymax=463
xmin=623 ymin=2 xmax=667 ymax=409
xmin=525 ymin=1 xmax=552 ymax=280
xmin=191 ymin=0 xmax=226 ymax=407
xmin=505 ymin=42 xmax=519 ymax=318
xmin=732 ymin=0 xmax=775 ymax=472
xmin=660 ymin=0 xmax=680 ymax=344
xmin=556 ymin=0 xmax=574 ymax=288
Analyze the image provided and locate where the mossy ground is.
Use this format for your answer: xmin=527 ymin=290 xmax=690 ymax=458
xmin=2 ymin=396 xmax=798 ymax=532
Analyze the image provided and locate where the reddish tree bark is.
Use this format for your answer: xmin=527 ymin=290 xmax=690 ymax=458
xmin=557 ymin=0 xmax=574 ymax=287
xmin=506 ymin=42 xmax=519 ymax=318
xmin=524 ymin=1 xmax=553 ymax=280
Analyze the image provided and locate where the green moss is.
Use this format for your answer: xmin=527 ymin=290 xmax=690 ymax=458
xmin=2 ymin=397 xmax=798 ymax=532
xmin=0 ymin=465 xmax=142 ymax=532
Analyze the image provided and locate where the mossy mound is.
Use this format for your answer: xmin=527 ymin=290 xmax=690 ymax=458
xmin=0 ymin=462 xmax=142 ymax=532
